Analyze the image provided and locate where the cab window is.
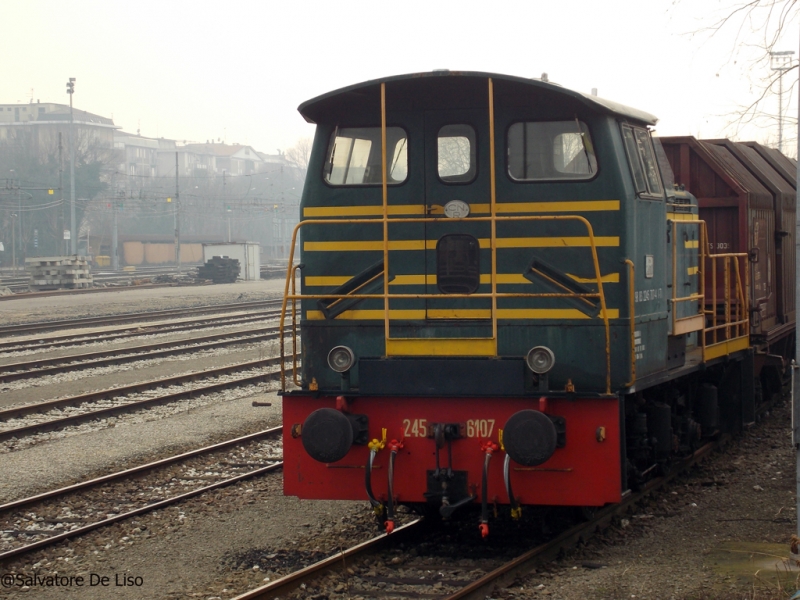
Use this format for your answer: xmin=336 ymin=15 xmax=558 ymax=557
xmin=621 ymin=124 xmax=663 ymax=198
xmin=507 ymin=121 xmax=597 ymax=181
xmin=324 ymin=127 xmax=407 ymax=185
xmin=438 ymin=124 xmax=476 ymax=183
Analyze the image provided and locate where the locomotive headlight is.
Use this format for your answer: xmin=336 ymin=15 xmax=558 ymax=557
xmin=327 ymin=345 xmax=355 ymax=373
xmin=526 ymin=346 xmax=555 ymax=374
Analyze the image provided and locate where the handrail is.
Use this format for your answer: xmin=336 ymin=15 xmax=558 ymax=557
xmin=623 ymin=259 xmax=635 ymax=388
xmin=669 ymin=219 xmax=705 ymax=336
xmin=380 ymin=82 xmax=390 ymax=356
xmin=291 ymin=263 xmax=303 ymax=387
xmin=698 ymin=217 xmax=749 ymax=359
xmin=667 ymin=218 xmax=750 ymax=360
xmin=279 ymin=213 xmax=613 ymax=394
xmin=488 ymin=78 xmax=499 ymax=348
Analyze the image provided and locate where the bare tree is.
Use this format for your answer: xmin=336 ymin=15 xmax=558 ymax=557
xmin=285 ymin=137 xmax=312 ymax=172
xmin=683 ymin=0 xmax=799 ymax=150
xmin=0 ymin=128 xmax=119 ymax=260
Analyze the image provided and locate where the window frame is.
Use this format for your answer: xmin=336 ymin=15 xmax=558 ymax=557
xmin=620 ymin=123 xmax=665 ymax=200
xmin=436 ymin=123 xmax=478 ymax=185
xmin=505 ymin=119 xmax=600 ymax=183
xmin=321 ymin=125 xmax=409 ymax=188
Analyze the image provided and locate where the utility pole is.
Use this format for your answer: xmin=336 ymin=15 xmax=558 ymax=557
xmin=770 ymin=51 xmax=794 ymax=153
xmin=66 ymin=77 xmax=76 ymax=254
xmin=792 ymin=31 xmax=800 ymax=542
xmin=58 ymin=132 xmax=65 ymax=255
xmin=112 ymin=193 xmax=119 ymax=270
xmin=10 ymin=213 xmax=16 ymax=274
xmin=175 ymin=151 xmax=181 ymax=273
xmin=10 ymin=172 xmax=22 ymax=268
xmin=17 ymin=180 xmax=22 ymax=267
xmin=223 ymin=169 xmax=229 ymax=242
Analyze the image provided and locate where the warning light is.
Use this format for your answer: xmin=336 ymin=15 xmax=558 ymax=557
xmin=167 ymin=197 xmax=172 ymax=203
xmin=48 ymin=189 xmax=54 ymax=195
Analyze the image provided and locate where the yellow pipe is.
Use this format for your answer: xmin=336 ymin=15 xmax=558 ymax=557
xmin=282 ymin=214 xmax=613 ymax=391
xmin=670 ymin=220 xmax=677 ymax=334
xmin=381 ymin=82 xmax=390 ymax=355
xmin=291 ymin=263 xmax=302 ymax=386
xmin=712 ymin=256 xmax=717 ymax=344
xmin=624 ymin=259 xmax=636 ymax=389
xmin=291 ymin=292 xmax=608 ymax=300
xmin=488 ymin=78 xmax=498 ymax=353
xmin=744 ymin=253 xmax=750 ymax=333
xmin=724 ymin=257 xmax=730 ymax=340
xmin=582 ymin=219 xmax=611 ymax=394
xmin=322 ymin=271 xmax=384 ymax=310
xmin=528 ymin=267 xmax=598 ymax=308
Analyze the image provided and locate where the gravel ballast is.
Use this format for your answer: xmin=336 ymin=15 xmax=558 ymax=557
xmin=0 ymin=283 xmax=797 ymax=599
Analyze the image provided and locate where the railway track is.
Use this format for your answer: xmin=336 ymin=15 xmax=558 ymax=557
xmin=230 ymin=440 xmax=721 ymax=600
xmin=0 ymin=324 xmax=285 ymax=383
xmin=0 ymin=427 xmax=283 ymax=561
xmin=0 ymin=356 xmax=291 ymax=443
xmin=0 ymin=299 xmax=283 ymax=338
xmin=0 ymin=309 xmax=283 ymax=353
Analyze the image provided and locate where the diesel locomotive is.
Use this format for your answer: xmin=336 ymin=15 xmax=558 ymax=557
xmin=277 ymin=71 xmax=795 ymax=535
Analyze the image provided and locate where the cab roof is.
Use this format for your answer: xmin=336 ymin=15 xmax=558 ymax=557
xmin=298 ymin=70 xmax=657 ymax=126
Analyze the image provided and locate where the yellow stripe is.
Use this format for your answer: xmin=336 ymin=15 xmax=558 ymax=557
xmin=568 ymin=272 xmax=620 ymax=283
xmin=496 ymin=308 xmax=619 ymax=319
xmin=306 ymin=310 xmax=425 ymax=320
xmin=687 ymin=266 xmax=699 ymax=275
xmin=684 ymin=240 xmax=699 ymax=248
xmin=302 ymin=240 xmax=428 ymax=251
xmin=303 ymin=205 xmax=426 ymax=217
xmin=496 ymin=237 xmax=619 ymax=248
xmin=305 ymin=272 xmax=620 ymax=286
xmin=304 ymin=276 xmax=351 ymax=286
xmin=427 ymin=309 xmax=491 ymax=319
xmin=306 ymin=308 xmax=619 ymax=320
xmin=387 ymin=338 xmax=496 ymax=356
xmin=495 ymin=200 xmax=620 ymax=213
xmin=305 ymin=237 xmax=619 ymax=251
xmin=668 ymin=213 xmax=696 ymax=221
xmin=303 ymin=200 xmax=621 ymax=218
xmin=304 ymin=240 xmax=481 ymax=251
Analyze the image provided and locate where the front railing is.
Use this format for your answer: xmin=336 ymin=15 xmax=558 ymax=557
xmin=665 ymin=219 xmax=750 ymax=362
xmin=278 ymin=214 xmax=613 ymax=394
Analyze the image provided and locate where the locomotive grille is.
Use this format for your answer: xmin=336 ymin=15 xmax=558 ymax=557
xmin=436 ymin=234 xmax=480 ymax=294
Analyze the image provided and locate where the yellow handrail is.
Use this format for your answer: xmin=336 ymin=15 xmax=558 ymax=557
xmin=291 ymin=263 xmax=303 ymax=387
xmin=278 ymin=213 xmax=613 ymax=393
xmin=380 ymin=83 xmax=390 ymax=351
xmin=623 ymin=259 xmax=635 ymax=388
xmin=489 ymin=78 xmax=499 ymax=351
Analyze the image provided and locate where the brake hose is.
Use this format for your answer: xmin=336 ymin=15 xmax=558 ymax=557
xmin=385 ymin=439 xmax=403 ymax=534
xmin=479 ymin=441 xmax=498 ymax=538
xmin=366 ymin=430 xmax=387 ymax=524
xmin=504 ymin=453 xmax=522 ymax=520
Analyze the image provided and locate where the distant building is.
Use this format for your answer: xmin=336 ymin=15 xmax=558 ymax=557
xmin=177 ymin=142 xmax=265 ymax=176
xmin=0 ymin=101 xmax=118 ymax=154
xmin=113 ymin=131 xmax=159 ymax=193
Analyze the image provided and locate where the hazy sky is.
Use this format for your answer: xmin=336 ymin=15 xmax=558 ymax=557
xmin=3 ymin=0 xmax=798 ymax=155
